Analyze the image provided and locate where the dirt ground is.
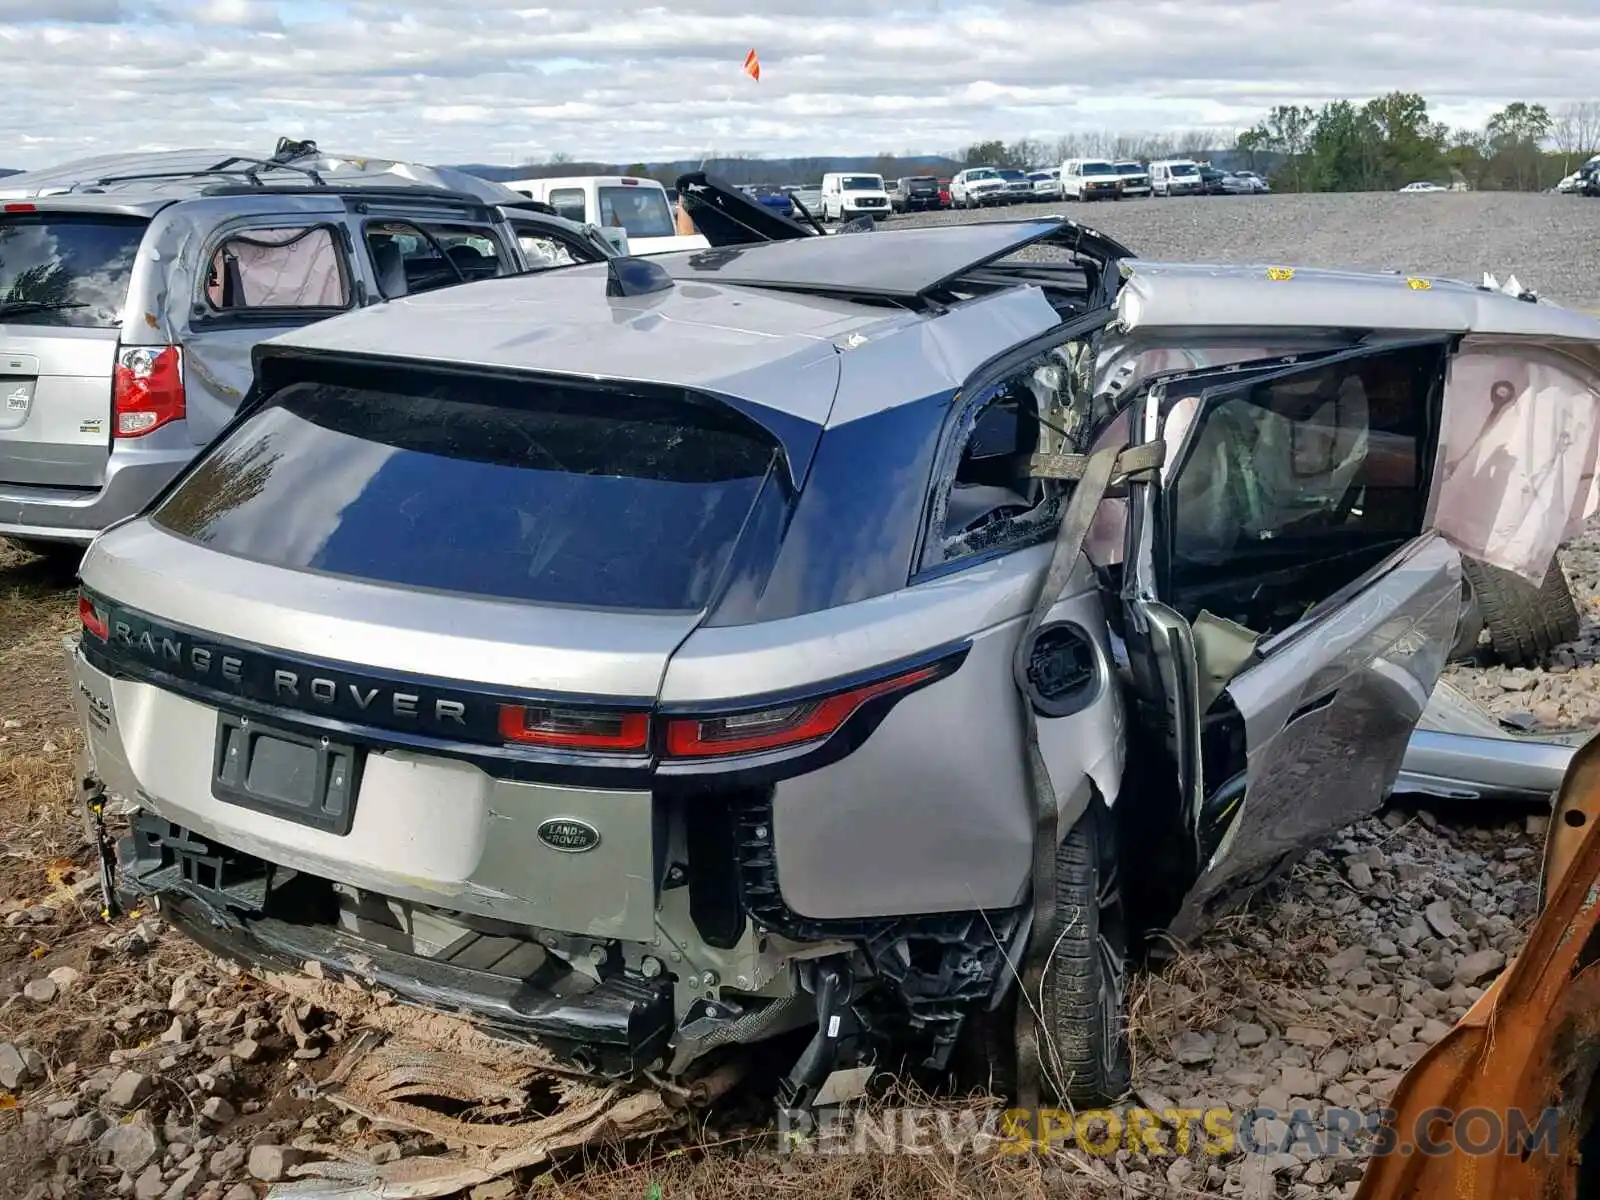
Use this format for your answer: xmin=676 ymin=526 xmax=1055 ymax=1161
xmin=0 ymin=534 xmax=1567 ymax=1200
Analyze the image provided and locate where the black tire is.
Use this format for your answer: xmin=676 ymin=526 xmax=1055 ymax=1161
xmin=1461 ymin=555 xmax=1581 ymax=667
xmin=956 ymin=802 xmax=1131 ymax=1104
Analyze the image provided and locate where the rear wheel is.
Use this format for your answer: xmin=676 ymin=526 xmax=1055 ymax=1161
xmin=1461 ymin=555 xmax=1581 ymax=667
xmin=956 ymin=801 xmax=1131 ymax=1104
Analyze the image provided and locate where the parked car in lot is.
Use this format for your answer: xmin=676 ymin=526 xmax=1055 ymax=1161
xmin=1399 ymin=181 xmax=1448 ymax=193
xmin=1197 ymin=164 xmax=1228 ymax=194
xmin=1027 ymin=169 xmax=1062 ymax=201
xmin=1221 ymin=170 xmax=1269 ymax=194
xmin=75 ymin=172 xmax=1600 ymax=1115
xmin=937 ymin=178 xmax=952 ymax=207
xmin=949 ymin=166 xmax=1008 ymax=209
xmin=1061 ymin=159 xmax=1124 ymax=201
xmin=1149 ymin=159 xmax=1203 ymax=196
xmin=788 ymin=184 xmax=824 ymax=219
xmin=820 ymin=172 xmax=891 ymax=222
xmin=891 ymin=176 xmax=942 ymax=212
xmin=0 ymin=142 xmax=610 ymax=555
xmin=1113 ymin=161 xmax=1151 ymax=197
xmin=994 ymin=168 xmax=1035 ymax=204
xmin=740 ymin=184 xmax=795 ymax=218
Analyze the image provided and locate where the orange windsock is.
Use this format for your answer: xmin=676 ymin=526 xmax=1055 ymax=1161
xmin=743 ymin=48 xmax=760 ymax=81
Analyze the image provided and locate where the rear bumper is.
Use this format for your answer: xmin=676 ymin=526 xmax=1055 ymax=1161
xmin=0 ymin=447 xmax=189 ymax=544
xmin=69 ymin=643 xmax=662 ymax=941
xmin=127 ymin=828 xmax=674 ymax=1074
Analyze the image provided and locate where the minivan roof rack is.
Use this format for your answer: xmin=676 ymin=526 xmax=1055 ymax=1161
xmin=66 ymin=153 xmax=327 ymax=193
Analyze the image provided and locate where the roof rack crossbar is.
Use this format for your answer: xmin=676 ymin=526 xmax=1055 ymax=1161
xmin=65 ymin=154 xmax=328 ymax=193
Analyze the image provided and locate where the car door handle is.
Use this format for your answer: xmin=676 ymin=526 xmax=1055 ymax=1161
xmin=1286 ymin=689 xmax=1338 ymax=728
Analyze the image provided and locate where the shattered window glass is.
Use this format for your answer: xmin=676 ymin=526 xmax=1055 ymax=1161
xmin=928 ymin=340 xmax=1098 ymax=566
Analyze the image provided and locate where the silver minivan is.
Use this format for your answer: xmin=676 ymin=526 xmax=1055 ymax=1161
xmin=0 ymin=144 xmax=610 ymax=554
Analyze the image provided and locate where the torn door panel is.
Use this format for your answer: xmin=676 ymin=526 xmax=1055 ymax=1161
xmin=1168 ymin=535 xmax=1461 ymax=941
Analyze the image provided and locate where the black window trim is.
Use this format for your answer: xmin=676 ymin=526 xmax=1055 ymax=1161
xmin=190 ymin=219 xmax=356 ymax=329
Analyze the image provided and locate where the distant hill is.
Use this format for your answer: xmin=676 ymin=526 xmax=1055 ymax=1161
xmin=0 ymin=169 xmax=20 ymax=179
xmin=452 ymin=154 xmax=964 ymax=187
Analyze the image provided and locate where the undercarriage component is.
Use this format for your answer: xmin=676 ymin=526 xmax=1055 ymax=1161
xmin=121 ymin=815 xmax=677 ymax=1076
xmin=777 ymin=959 xmax=863 ymax=1111
xmin=732 ymin=788 xmax=1024 ymax=1063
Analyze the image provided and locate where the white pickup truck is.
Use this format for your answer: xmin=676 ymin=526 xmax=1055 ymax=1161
xmin=502 ymin=175 xmax=710 ymax=255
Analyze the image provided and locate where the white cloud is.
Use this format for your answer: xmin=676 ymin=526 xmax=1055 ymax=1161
xmin=191 ymin=0 xmax=284 ymax=31
xmin=0 ymin=0 xmax=1593 ymax=169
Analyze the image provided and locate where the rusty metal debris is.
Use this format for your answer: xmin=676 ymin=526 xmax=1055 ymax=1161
xmin=260 ymin=971 xmax=745 ymax=1200
xmin=1354 ymin=734 xmax=1600 ymax=1198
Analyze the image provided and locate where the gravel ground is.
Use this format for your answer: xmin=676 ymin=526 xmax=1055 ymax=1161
xmin=891 ymin=192 xmax=1600 ymax=309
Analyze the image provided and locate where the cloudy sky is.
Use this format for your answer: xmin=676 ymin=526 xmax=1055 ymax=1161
xmin=0 ymin=0 xmax=1593 ymax=169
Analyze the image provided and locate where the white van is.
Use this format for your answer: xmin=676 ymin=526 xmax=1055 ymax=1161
xmin=1060 ymin=159 xmax=1124 ymax=201
xmin=502 ymin=175 xmax=709 ymax=255
xmin=820 ymin=172 xmax=891 ymax=222
xmin=1148 ymin=160 xmax=1202 ymax=197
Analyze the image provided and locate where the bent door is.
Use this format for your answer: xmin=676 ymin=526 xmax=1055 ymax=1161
xmin=1121 ymin=339 xmax=1462 ymax=939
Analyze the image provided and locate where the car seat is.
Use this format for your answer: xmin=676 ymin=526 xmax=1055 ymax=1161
xmin=445 ymin=243 xmax=497 ymax=281
xmin=369 ymin=239 xmax=408 ymax=299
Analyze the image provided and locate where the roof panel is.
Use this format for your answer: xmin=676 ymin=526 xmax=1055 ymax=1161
xmin=652 ymin=220 xmax=1066 ymax=299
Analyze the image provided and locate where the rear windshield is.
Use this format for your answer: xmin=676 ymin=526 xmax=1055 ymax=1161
xmin=151 ymin=376 xmax=784 ymax=612
xmin=596 ymin=186 xmax=675 ymax=239
xmin=0 ymin=212 xmax=147 ymax=328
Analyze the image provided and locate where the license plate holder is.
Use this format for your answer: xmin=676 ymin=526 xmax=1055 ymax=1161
xmin=212 ymin=714 xmax=363 ymax=836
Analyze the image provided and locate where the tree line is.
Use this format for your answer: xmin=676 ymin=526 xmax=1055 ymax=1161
xmin=960 ymin=98 xmax=1600 ymax=192
xmin=1233 ymin=97 xmax=1598 ymax=192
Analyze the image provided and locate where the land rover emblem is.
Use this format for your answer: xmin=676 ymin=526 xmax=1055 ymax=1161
xmin=537 ymin=818 xmax=601 ymax=853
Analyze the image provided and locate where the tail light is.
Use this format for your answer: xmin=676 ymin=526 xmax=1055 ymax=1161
xmin=663 ymin=664 xmax=943 ymax=759
xmin=78 ymin=592 xmax=108 ymax=640
xmin=498 ymin=704 xmax=650 ymax=752
xmin=113 ymin=345 xmax=185 ymax=437
xmin=494 ymin=655 xmax=960 ymax=760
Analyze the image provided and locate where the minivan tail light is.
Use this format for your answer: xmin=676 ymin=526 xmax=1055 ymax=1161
xmin=664 ymin=664 xmax=943 ymax=759
xmin=78 ymin=592 xmax=108 ymax=640
xmin=113 ymin=345 xmax=185 ymax=437
xmin=3 ymin=203 xmax=36 ymax=213
xmin=498 ymin=704 xmax=650 ymax=752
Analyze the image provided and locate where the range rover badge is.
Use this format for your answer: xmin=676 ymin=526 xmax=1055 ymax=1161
xmin=536 ymin=818 xmax=601 ymax=853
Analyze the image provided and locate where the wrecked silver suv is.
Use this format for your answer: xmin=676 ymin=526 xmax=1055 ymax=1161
xmin=68 ymin=189 xmax=1600 ymax=1108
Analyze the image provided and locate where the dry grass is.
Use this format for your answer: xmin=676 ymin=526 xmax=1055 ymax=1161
xmin=0 ymin=542 xmax=89 ymax=936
